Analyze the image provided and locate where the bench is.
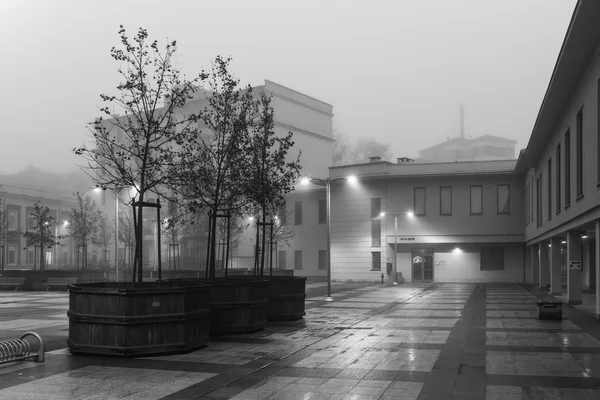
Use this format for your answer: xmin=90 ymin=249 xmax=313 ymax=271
xmin=42 ymin=277 xmax=78 ymax=291
xmin=0 ymin=277 xmax=26 ymax=291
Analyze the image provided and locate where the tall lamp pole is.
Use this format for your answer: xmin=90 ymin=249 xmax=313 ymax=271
xmin=380 ymin=211 xmax=413 ymax=285
xmin=114 ymin=188 xmax=119 ymax=282
xmin=302 ymin=175 xmax=357 ymax=302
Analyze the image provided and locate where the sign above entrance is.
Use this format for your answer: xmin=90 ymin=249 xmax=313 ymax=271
xmin=569 ymin=261 xmax=581 ymax=270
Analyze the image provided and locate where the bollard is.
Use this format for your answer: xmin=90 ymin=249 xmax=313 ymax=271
xmin=381 ymin=273 xmax=384 ymax=284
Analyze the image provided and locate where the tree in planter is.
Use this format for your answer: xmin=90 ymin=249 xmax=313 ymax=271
xmin=67 ymin=193 xmax=102 ymax=270
xmin=246 ymin=91 xmax=302 ymax=276
xmin=92 ymin=216 xmax=113 ymax=269
xmin=171 ymin=56 xmax=256 ymax=279
xmin=22 ymin=202 xmax=61 ymax=271
xmin=73 ymin=26 xmax=207 ymax=283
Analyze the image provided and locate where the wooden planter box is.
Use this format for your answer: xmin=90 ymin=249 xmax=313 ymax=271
xmin=167 ymin=278 xmax=269 ymax=335
xmin=67 ymin=281 xmax=210 ymax=357
xmin=228 ymin=276 xmax=306 ymax=322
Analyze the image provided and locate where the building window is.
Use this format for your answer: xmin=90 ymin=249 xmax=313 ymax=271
xmin=27 ymin=213 xmax=35 ymax=231
xmin=556 ymin=143 xmax=561 ymax=213
xmin=278 ymin=250 xmax=286 ymax=269
xmin=576 ymin=107 xmax=583 ymax=199
xmin=371 ymin=252 xmax=381 ymax=271
xmin=318 ymin=199 xmax=326 ymax=224
xmin=470 ymin=186 xmax=482 ymax=215
xmin=565 ymin=129 xmax=571 ymax=207
xmin=547 ymin=158 xmax=552 ymax=220
xmin=27 ymin=249 xmax=35 ymax=265
xmin=370 ymin=198 xmax=381 ymax=218
xmin=278 ymin=203 xmax=287 ymax=225
xmin=101 ymin=190 xmax=106 ymax=206
xmin=294 ymin=201 xmax=302 ymax=225
xmin=484 ymin=146 xmax=493 ymax=156
xmin=536 ymin=174 xmax=542 ymax=227
xmin=525 ymin=183 xmax=529 ymax=225
xmin=480 ymin=247 xmax=504 ymax=270
xmin=8 ymin=244 xmax=16 ymax=265
xmin=414 ymin=188 xmax=426 ymax=216
xmin=7 ymin=210 xmax=17 ymax=230
xmin=497 ymin=185 xmax=510 ymax=214
xmin=440 ymin=186 xmax=452 ymax=215
xmin=371 ymin=220 xmax=381 ymax=247
xmin=530 ymin=175 xmax=534 ymax=222
xmin=318 ymin=250 xmax=327 ymax=270
xmin=598 ymin=79 xmax=600 ymax=184
xmin=294 ymin=250 xmax=302 ymax=270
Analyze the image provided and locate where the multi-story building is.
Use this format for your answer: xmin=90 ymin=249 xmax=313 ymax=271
xmin=1 ymin=185 xmax=78 ymax=269
xmin=520 ymin=0 xmax=600 ymax=313
xmin=418 ymin=135 xmax=517 ymax=162
xmin=102 ymin=80 xmax=333 ymax=277
xmin=328 ymin=157 xmax=525 ymax=283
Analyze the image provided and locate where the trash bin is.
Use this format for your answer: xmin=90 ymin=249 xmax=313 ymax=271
xmin=537 ymin=301 xmax=562 ymax=320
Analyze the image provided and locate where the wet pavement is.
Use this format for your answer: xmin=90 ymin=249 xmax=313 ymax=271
xmin=2 ymin=282 xmax=600 ymax=399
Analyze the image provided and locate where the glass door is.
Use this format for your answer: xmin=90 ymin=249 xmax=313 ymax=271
xmin=423 ymin=254 xmax=434 ymax=280
xmin=412 ymin=255 xmax=424 ymax=281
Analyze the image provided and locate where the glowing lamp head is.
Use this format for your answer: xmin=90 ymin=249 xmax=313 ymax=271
xmin=407 ymin=212 xmax=414 ymax=218
xmin=300 ymin=177 xmax=310 ymax=185
xmin=380 ymin=212 xmax=386 ymax=217
xmin=347 ymin=176 xmax=357 ymax=184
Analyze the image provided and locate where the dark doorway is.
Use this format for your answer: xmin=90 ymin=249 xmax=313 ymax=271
xmin=412 ymin=248 xmax=434 ymax=281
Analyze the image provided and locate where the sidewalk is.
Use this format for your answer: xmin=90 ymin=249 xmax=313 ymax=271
xmin=2 ymin=282 xmax=600 ymax=399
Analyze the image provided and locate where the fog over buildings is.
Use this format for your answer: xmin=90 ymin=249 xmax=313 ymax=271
xmin=0 ymin=0 xmax=576 ymax=179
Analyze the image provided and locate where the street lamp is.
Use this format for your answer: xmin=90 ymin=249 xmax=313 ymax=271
xmin=380 ymin=211 xmax=414 ymax=285
xmin=301 ymin=174 xmax=357 ymax=302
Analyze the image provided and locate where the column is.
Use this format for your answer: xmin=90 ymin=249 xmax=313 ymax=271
xmin=539 ymin=242 xmax=549 ymax=288
xmin=531 ymin=244 xmax=539 ymax=285
xmin=583 ymin=241 xmax=591 ymax=289
xmin=550 ymin=237 xmax=562 ymax=295
xmin=567 ymin=230 xmax=582 ymax=305
xmin=595 ymin=219 xmax=600 ymax=319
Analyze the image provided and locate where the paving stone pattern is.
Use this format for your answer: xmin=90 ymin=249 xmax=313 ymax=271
xmin=2 ymin=282 xmax=600 ymax=399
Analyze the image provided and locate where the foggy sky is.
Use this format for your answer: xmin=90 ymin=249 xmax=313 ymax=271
xmin=0 ymin=0 xmax=576 ymax=174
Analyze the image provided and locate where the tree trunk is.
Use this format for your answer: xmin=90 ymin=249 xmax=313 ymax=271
xmin=260 ymin=206 xmax=266 ymax=276
xmin=209 ymin=208 xmax=218 ymax=280
xmin=136 ymin=194 xmax=144 ymax=284
xmin=39 ymin=238 xmax=45 ymax=271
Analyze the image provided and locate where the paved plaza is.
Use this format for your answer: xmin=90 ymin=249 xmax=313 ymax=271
xmin=2 ymin=282 xmax=600 ymax=399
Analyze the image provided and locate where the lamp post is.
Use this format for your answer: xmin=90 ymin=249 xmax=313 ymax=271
xmin=302 ymin=175 xmax=357 ymax=302
xmin=380 ymin=211 xmax=414 ymax=285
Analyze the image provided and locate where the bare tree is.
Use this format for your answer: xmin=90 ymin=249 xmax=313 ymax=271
xmin=22 ymin=202 xmax=61 ymax=271
xmin=171 ymin=56 xmax=256 ymax=279
xmin=73 ymin=26 xmax=207 ymax=283
xmin=333 ymin=125 xmax=393 ymax=165
xmin=116 ymin=208 xmax=135 ymax=269
xmin=67 ymin=193 xmax=102 ymax=270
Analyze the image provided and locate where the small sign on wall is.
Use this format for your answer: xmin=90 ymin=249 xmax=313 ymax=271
xmin=569 ymin=261 xmax=581 ymax=270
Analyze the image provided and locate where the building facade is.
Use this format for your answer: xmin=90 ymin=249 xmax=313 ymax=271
xmin=520 ymin=0 xmax=600 ymax=314
xmin=418 ymin=135 xmax=517 ymax=162
xmin=328 ymin=159 xmax=525 ymax=283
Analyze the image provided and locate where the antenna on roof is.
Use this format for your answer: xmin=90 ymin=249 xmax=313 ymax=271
xmin=459 ymin=103 xmax=465 ymax=139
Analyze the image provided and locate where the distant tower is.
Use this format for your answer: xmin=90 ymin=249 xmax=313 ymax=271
xmin=459 ymin=104 xmax=465 ymax=139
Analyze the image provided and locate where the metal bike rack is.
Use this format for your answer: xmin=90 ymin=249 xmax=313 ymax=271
xmin=0 ymin=331 xmax=45 ymax=365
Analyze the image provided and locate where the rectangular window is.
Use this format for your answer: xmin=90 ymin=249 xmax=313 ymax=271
xmin=318 ymin=250 xmax=327 ymax=270
xmin=371 ymin=252 xmax=381 ymax=271
xmin=278 ymin=250 xmax=286 ymax=269
xmin=7 ymin=210 xmax=16 ymax=230
xmin=530 ymin=176 xmax=534 ymax=222
xmin=547 ymin=158 xmax=552 ymax=220
xmin=480 ymin=247 xmax=504 ymax=270
xmin=294 ymin=250 xmax=302 ymax=270
xmin=556 ymin=143 xmax=561 ymax=213
xmin=8 ymin=244 xmax=16 ymax=265
xmin=414 ymin=187 xmax=426 ymax=215
xmin=576 ymin=108 xmax=583 ymax=198
xmin=371 ymin=220 xmax=381 ymax=247
xmin=278 ymin=204 xmax=287 ymax=225
xmin=370 ymin=198 xmax=381 ymax=218
xmin=525 ymin=183 xmax=529 ymax=224
xmin=27 ymin=213 xmax=34 ymax=230
xmin=497 ymin=185 xmax=510 ymax=214
xmin=535 ymin=173 xmax=543 ymax=227
xmin=294 ymin=201 xmax=302 ymax=225
xmin=101 ymin=190 xmax=106 ymax=206
xmin=565 ymin=129 xmax=571 ymax=207
xmin=27 ymin=249 xmax=35 ymax=265
xmin=598 ymin=79 xmax=600 ymax=184
xmin=318 ymin=199 xmax=326 ymax=224
xmin=470 ymin=186 xmax=482 ymax=215
xmin=440 ymin=186 xmax=452 ymax=215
